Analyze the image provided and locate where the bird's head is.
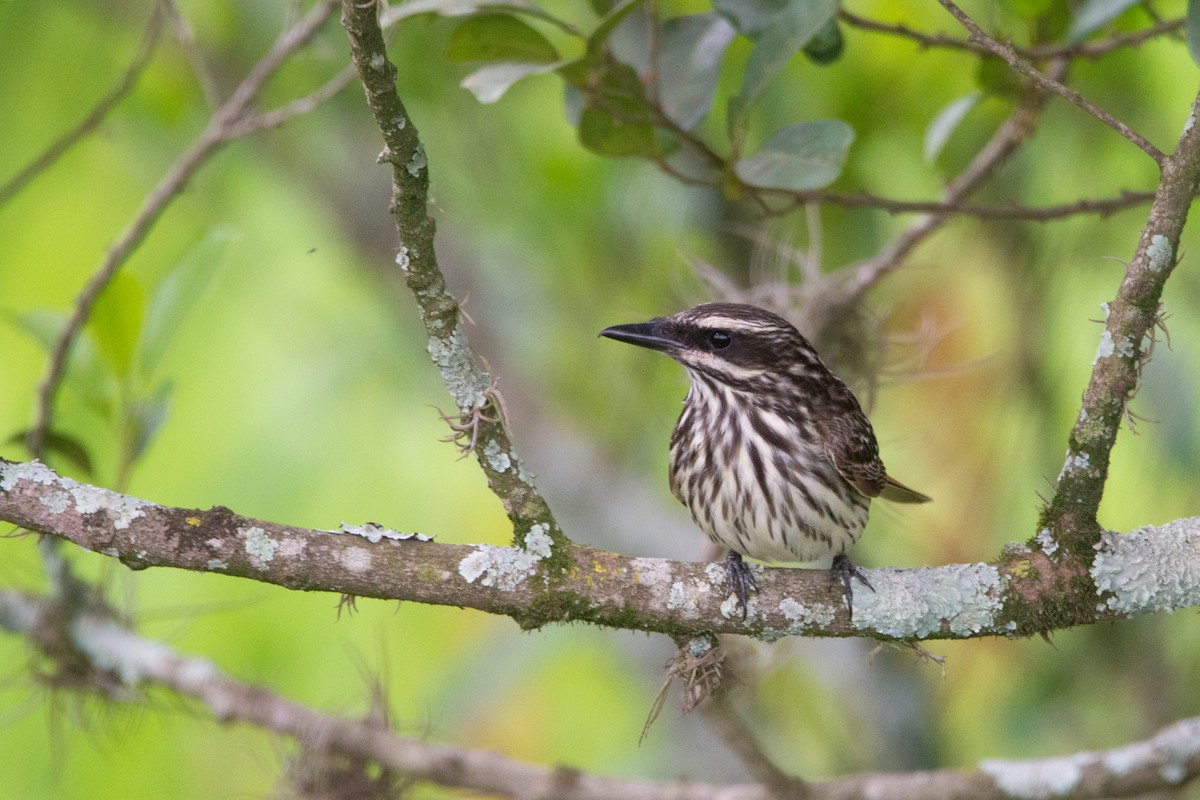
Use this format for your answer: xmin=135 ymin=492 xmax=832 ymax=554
xmin=600 ymin=303 xmax=821 ymax=388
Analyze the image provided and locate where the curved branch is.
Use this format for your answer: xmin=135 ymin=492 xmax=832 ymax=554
xmin=936 ymin=0 xmax=1164 ymax=163
xmin=763 ymin=189 xmax=1154 ymax=222
xmin=339 ymin=0 xmax=562 ymax=552
xmin=1045 ymin=86 xmax=1200 ymax=551
xmin=24 ymin=0 xmax=341 ymax=460
xmin=4 ymin=460 xmax=1199 ymax=641
xmin=0 ymin=6 xmax=164 ymax=208
xmin=839 ymin=11 xmax=1183 ymax=62
xmin=844 ymin=58 xmax=1066 ymax=300
xmin=2 ymin=587 xmax=1199 ymax=800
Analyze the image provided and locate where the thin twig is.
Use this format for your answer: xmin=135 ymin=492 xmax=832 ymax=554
xmin=843 ymin=59 xmax=1068 ymax=300
xmin=23 ymin=0 xmax=339 ymax=459
xmin=161 ymin=0 xmax=221 ymax=110
xmin=936 ymin=0 xmax=1165 ymax=164
xmin=0 ymin=7 xmax=164 ymax=207
xmin=702 ymin=691 xmax=809 ymax=799
xmin=227 ymin=64 xmax=358 ymax=136
xmin=839 ymin=11 xmax=1183 ymax=62
xmin=763 ymin=189 xmax=1154 ymax=222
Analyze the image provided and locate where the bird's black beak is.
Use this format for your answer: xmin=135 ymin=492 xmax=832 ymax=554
xmin=599 ymin=320 xmax=682 ymax=353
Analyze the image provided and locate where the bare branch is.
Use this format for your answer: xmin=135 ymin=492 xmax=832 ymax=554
xmin=3 ymin=587 xmax=1200 ymax=800
xmin=23 ymin=0 xmax=340 ymax=460
xmin=226 ymin=64 xmax=358 ymax=136
xmin=843 ymin=59 xmax=1067 ymax=300
xmin=839 ymin=11 xmax=1184 ymax=61
xmin=339 ymin=0 xmax=562 ymax=550
xmin=763 ymin=189 xmax=1155 ymax=222
xmin=936 ymin=0 xmax=1165 ymax=164
xmin=0 ymin=7 xmax=164 ymax=207
xmin=161 ymin=0 xmax=221 ymax=110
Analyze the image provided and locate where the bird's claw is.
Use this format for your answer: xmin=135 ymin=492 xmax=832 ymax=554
xmin=725 ymin=550 xmax=758 ymax=620
xmin=831 ymin=553 xmax=873 ymax=621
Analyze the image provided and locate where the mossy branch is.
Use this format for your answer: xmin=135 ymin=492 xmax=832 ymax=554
xmin=339 ymin=0 xmax=562 ymax=556
xmin=4 ymin=460 xmax=1199 ymax=641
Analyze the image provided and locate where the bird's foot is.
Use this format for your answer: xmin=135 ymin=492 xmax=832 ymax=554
xmin=725 ymin=551 xmax=759 ymax=620
xmin=831 ymin=553 xmax=873 ymax=620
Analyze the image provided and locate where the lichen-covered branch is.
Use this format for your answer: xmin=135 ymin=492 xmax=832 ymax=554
xmin=2 ymin=586 xmax=1199 ymax=800
xmin=1045 ymin=87 xmax=1200 ymax=553
xmin=4 ymin=459 xmax=1199 ymax=641
xmin=338 ymin=0 xmax=562 ymax=556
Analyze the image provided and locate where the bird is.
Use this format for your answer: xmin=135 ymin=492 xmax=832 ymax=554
xmin=600 ymin=302 xmax=929 ymax=619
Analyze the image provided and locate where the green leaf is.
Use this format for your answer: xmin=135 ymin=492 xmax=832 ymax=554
xmin=801 ymin=15 xmax=842 ymax=64
xmin=733 ymin=120 xmax=854 ymax=190
xmin=585 ymin=0 xmax=644 ymax=58
xmin=91 ymin=272 xmax=146 ymax=380
xmin=10 ymin=310 xmax=116 ymax=418
xmin=140 ymin=226 xmax=236 ymax=379
xmin=655 ymin=14 xmax=736 ymax=130
xmin=1189 ymin=0 xmax=1200 ymax=67
xmin=924 ymin=93 xmax=980 ymax=163
xmin=728 ymin=0 xmax=837 ymax=135
xmin=1066 ymin=0 xmax=1139 ymax=41
xmin=461 ymin=61 xmax=560 ymax=103
xmin=128 ymin=380 xmax=173 ymax=466
xmin=7 ymin=429 xmax=95 ymax=477
xmin=578 ymin=107 xmax=659 ymax=157
xmin=713 ymin=0 xmax=788 ymax=39
xmin=444 ymin=14 xmax=559 ymax=64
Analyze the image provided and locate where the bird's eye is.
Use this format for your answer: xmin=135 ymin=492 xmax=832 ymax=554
xmin=707 ymin=330 xmax=733 ymax=350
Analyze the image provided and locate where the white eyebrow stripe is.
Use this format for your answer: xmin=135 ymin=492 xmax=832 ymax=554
xmin=696 ymin=315 xmax=777 ymax=331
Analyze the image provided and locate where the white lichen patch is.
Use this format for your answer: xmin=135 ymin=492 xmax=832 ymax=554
xmin=407 ymin=142 xmax=427 ymax=177
xmin=1091 ymin=519 xmax=1200 ymax=615
xmin=340 ymin=546 xmax=373 ymax=573
xmin=719 ymin=594 xmax=749 ymax=619
xmin=39 ymin=490 xmax=71 ymax=514
xmin=1 ymin=461 xmax=149 ymax=530
xmin=1058 ymin=451 xmax=1094 ymax=482
xmin=1035 ymin=528 xmax=1059 ymax=556
xmin=630 ymin=557 xmax=672 ymax=589
xmin=240 ymin=526 xmax=278 ymax=571
xmin=395 ymin=246 xmax=410 ymax=272
xmin=457 ymin=525 xmax=555 ymax=591
xmin=426 ymin=324 xmax=489 ymax=411
xmin=206 ymin=559 xmax=228 ymax=571
xmin=1147 ymin=234 xmax=1173 ymax=273
xmin=778 ymin=597 xmax=837 ymax=628
xmin=1116 ymin=336 xmax=1136 ymax=358
xmin=851 ymin=563 xmax=1006 ymax=637
xmin=1094 ymin=330 xmax=1115 ymax=364
xmin=980 ymin=754 xmax=1088 ymax=799
xmin=335 ymin=521 xmax=432 ymax=543
xmin=483 ymin=439 xmax=511 ymax=472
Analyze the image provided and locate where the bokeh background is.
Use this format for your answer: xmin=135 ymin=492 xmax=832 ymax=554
xmin=2 ymin=1 xmax=1199 ymax=797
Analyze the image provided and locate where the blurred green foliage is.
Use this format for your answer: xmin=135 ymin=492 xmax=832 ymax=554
xmin=1 ymin=0 xmax=1199 ymax=798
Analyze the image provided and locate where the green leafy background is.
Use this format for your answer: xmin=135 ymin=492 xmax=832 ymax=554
xmin=2 ymin=0 xmax=1199 ymax=797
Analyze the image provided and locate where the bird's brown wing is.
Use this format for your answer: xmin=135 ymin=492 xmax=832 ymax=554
xmin=823 ymin=412 xmax=932 ymax=503
xmin=822 ymin=412 xmax=888 ymax=498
